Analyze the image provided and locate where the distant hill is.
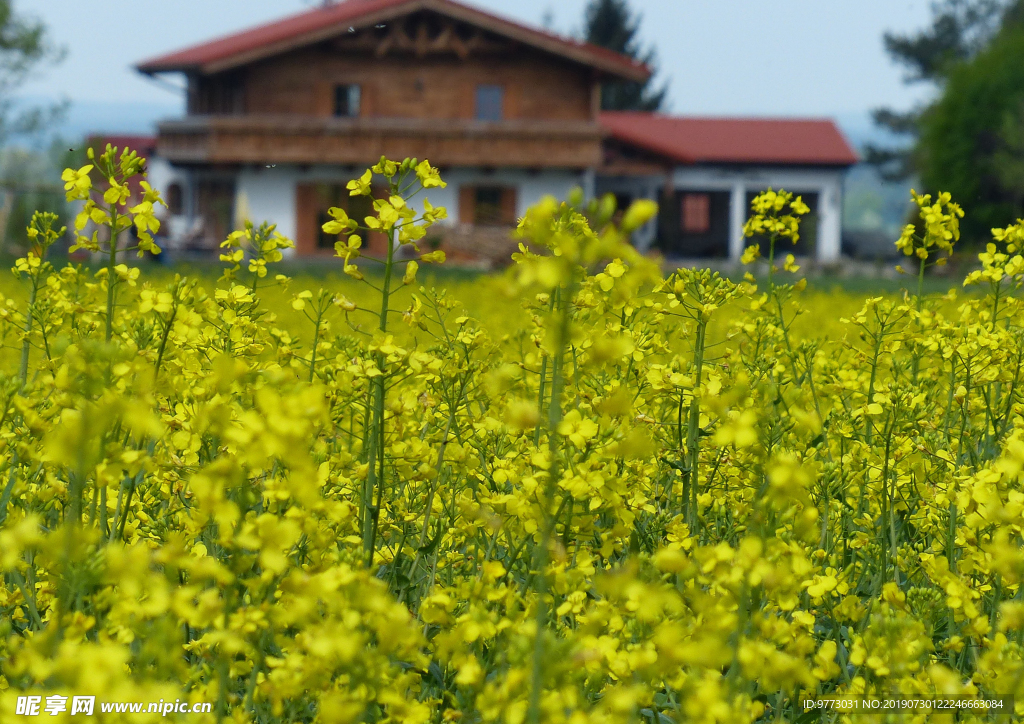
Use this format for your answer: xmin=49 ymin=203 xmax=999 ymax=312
xmin=11 ymin=96 xmax=181 ymax=146
xmin=55 ymin=97 xmax=181 ymax=140
xmin=833 ymin=111 xmax=914 ymax=258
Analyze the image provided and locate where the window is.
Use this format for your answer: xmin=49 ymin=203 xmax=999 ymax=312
xmin=194 ymin=72 xmax=245 ymax=114
xmin=611 ymin=194 xmax=632 ymax=225
xmin=475 ymin=85 xmax=503 ymax=121
xmin=474 ymin=186 xmax=505 ymax=225
xmin=298 ymin=181 xmax=385 ymax=254
xmin=196 ymin=180 xmax=236 ymax=249
xmin=334 ymin=84 xmax=361 ymax=117
xmin=460 ymin=185 xmax=517 ymax=226
xmin=681 ymin=193 xmax=710 ymax=233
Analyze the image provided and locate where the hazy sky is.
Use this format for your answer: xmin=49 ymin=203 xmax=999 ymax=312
xmin=21 ymin=0 xmax=938 ymax=118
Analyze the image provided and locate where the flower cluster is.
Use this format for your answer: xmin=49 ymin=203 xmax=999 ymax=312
xmin=325 ymin=156 xmax=448 ymax=282
xmin=220 ymin=220 xmax=295 ymax=286
xmin=63 ymin=144 xmax=164 ymax=258
xmin=895 ymin=189 xmax=964 ymax=270
xmin=740 ymin=188 xmax=810 ymax=267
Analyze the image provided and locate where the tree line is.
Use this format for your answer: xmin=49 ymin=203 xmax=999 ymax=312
xmin=870 ymin=0 xmax=1024 ymax=243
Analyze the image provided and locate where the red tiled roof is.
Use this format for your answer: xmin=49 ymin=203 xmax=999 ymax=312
xmin=600 ymin=112 xmax=859 ymax=167
xmin=136 ymin=0 xmax=649 ymax=81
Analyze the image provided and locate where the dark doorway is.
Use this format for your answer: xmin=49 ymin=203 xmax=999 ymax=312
xmin=296 ymin=182 xmax=382 ymax=255
xmin=313 ymin=185 xmax=373 ymax=250
xmin=196 ymin=180 xmax=235 ymax=249
xmin=657 ymin=189 xmax=730 ymax=258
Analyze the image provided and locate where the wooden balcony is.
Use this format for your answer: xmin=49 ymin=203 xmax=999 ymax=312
xmin=155 ymin=115 xmax=602 ymax=169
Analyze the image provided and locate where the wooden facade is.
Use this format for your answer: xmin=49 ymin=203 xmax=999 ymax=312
xmin=163 ymin=9 xmax=608 ymax=170
xmin=232 ymin=21 xmax=596 ymax=122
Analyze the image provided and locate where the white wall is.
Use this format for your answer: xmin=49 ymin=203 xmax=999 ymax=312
xmin=234 ymin=165 xmax=446 ymax=257
xmin=440 ymin=168 xmax=587 ymax=220
xmin=145 ymin=157 xmax=179 ymax=199
xmin=150 ymin=162 xmax=596 ymax=256
xmin=145 ymin=157 xmax=196 ymax=243
xmin=151 ymin=157 xmax=846 ymax=262
xmin=236 ymin=166 xmax=300 ymax=241
xmin=234 ymin=166 xmax=585 ymax=256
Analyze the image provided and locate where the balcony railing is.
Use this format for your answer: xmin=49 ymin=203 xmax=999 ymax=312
xmin=156 ymin=115 xmax=603 ymax=169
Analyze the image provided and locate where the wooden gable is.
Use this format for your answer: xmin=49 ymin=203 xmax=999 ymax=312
xmin=189 ymin=9 xmax=598 ymax=124
xmin=138 ymin=0 xmax=649 ymax=82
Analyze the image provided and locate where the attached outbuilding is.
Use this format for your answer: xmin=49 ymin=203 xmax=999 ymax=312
xmin=598 ymin=112 xmax=858 ymax=263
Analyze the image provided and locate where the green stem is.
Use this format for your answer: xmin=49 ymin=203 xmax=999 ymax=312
xmin=991 ymin=280 xmax=1001 ymax=332
xmin=864 ymin=335 xmax=883 ymax=445
xmin=308 ymin=306 xmax=322 ymax=383
xmin=18 ymin=279 xmax=38 ymax=385
xmin=11 ymin=569 xmax=42 ymax=629
xmin=534 ymin=294 xmax=555 ymax=447
xmin=0 ymin=452 xmax=21 ymax=526
xmin=534 ymin=355 xmax=548 ymax=447
xmin=215 ymin=659 xmax=228 ymax=722
xmin=527 ymin=282 xmax=573 ymax=724
xmin=364 ymin=228 xmax=397 ymax=567
xmin=117 ymin=472 xmax=139 ymax=541
xmin=916 ymin=255 xmax=925 ymax=307
xmin=153 ymin=305 xmax=177 ymax=382
xmin=911 ymin=256 xmax=925 ymax=381
xmin=685 ymin=319 xmax=707 ymax=527
xmin=108 ymin=477 xmax=126 ymax=543
xmin=408 ymin=383 xmax=464 ymax=603
xmin=105 ymin=207 xmax=119 ymax=343
xmin=947 ymin=501 xmax=957 ymax=575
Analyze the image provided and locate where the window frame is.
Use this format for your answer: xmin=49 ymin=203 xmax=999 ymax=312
xmin=474 ymin=84 xmax=504 ymax=122
xmin=166 ymin=182 xmax=184 ymax=216
xmin=681 ymin=192 xmax=711 ymax=234
xmin=473 ymin=185 xmax=505 ymax=225
xmin=334 ymin=84 xmax=362 ymax=118
xmin=460 ymin=184 xmax=518 ymax=226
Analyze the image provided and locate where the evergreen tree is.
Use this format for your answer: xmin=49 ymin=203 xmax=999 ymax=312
xmin=583 ymin=0 xmax=667 ymax=112
xmin=918 ymin=8 xmax=1024 ymax=240
xmin=868 ymin=0 xmax=1009 ymax=180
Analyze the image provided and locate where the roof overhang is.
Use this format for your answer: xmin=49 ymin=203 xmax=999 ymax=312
xmin=600 ymin=112 xmax=860 ymax=168
xmin=137 ymin=0 xmax=650 ymax=82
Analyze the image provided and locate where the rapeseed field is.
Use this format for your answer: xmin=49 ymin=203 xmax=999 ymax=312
xmin=0 ymin=147 xmax=1022 ymax=723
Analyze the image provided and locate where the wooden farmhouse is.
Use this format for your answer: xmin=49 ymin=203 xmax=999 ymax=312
xmin=135 ymin=0 xmax=858 ymax=264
